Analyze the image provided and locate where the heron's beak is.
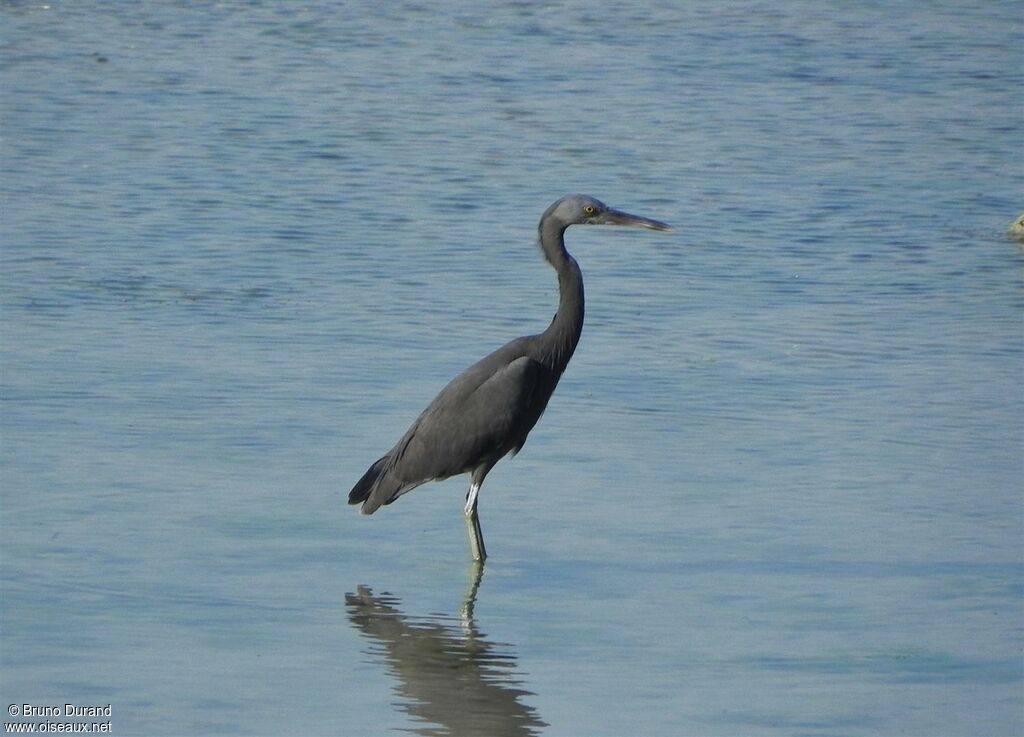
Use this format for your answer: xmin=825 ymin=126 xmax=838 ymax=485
xmin=599 ymin=208 xmax=673 ymax=232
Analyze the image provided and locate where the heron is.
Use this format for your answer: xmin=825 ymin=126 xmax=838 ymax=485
xmin=348 ymin=194 xmax=672 ymax=561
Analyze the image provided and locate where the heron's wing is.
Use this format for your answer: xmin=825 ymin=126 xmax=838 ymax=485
xmin=388 ymin=355 xmax=546 ymax=492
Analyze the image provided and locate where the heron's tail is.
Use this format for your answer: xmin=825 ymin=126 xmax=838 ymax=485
xmin=348 ymin=455 xmax=390 ymax=511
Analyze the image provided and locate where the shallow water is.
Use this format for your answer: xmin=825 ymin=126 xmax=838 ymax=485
xmin=2 ymin=1 xmax=1022 ymax=735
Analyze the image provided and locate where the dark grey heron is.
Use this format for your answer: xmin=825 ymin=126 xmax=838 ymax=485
xmin=348 ymin=195 xmax=672 ymax=561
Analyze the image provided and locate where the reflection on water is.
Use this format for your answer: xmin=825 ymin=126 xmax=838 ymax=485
xmin=346 ymin=566 xmax=545 ymax=737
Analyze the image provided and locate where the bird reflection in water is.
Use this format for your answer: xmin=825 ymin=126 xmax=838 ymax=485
xmin=346 ymin=565 xmax=546 ymax=737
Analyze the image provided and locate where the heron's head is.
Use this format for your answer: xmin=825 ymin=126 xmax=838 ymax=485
xmin=543 ymin=194 xmax=672 ymax=233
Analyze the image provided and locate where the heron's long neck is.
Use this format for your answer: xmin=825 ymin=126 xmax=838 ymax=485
xmin=537 ymin=219 xmax=584 ymax=375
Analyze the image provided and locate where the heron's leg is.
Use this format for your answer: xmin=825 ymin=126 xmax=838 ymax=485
xmin=464 ymin=480 xmax=481 ymax=516
xmin=464 ymin=481 xmax=487 ymax=562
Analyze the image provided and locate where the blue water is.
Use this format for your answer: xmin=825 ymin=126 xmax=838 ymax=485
xmin=2 ymin=2 xmax=1022 ymax=735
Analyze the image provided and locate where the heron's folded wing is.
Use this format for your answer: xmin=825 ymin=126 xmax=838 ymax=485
xmin=391 ymin=356 xmax=546 ymax=485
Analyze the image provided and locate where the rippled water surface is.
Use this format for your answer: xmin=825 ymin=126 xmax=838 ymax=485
xmin=2 ymin=2 xmax=1022 ymax=735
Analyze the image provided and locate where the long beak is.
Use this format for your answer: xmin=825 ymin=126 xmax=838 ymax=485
xmin=600 ymin=207 xmax=673 ymax=232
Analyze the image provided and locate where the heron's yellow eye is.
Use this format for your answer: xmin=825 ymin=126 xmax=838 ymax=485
xmin=583 ymin=205 xmax=596 ymax=215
